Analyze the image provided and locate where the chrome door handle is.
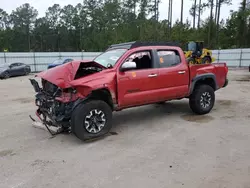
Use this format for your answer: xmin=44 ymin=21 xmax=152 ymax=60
xmin=148 ymin=74 xmax=158 ymax=78
xmin=178 ymin=71 xmax=186 ymax=74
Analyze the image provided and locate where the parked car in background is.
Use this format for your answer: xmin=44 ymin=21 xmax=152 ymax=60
xmin=0 ymin=62 xmax=31 ymax=79
xmin=47 ymin=58 xmax=74 ymax=69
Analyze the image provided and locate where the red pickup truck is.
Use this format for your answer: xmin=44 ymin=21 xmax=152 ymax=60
xmin=30 ymin=41 xmax=228 ymax=141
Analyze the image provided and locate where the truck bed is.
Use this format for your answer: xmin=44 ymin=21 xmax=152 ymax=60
xmin=189 ymin=63 xmax=228 ymax=89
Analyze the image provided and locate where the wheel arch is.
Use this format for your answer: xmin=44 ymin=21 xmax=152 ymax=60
xmin=189 ymin=73 xmax=218 ymax=95
xmin=88 ymin=88 xmax=114 ymax=109
xmin=72 ymin=88 xmax=114 ymax=112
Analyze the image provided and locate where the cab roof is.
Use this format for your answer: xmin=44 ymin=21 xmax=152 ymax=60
xmin=107 ymin=41 xmax=181 ymax=50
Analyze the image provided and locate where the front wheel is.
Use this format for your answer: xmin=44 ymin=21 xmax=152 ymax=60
xmin=71 ymin=100 xmax=113 ymax=141
xmin=189 ymin=85 xmax=215 ymax=115
xmin=187 ymin=57 xmax=196 ymax=65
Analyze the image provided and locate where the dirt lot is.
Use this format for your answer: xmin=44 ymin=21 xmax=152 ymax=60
xmin=0 ymin=69 xmax=250 ymax=188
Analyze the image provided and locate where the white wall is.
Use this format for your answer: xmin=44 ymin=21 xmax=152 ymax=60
xmin=0 ymin=48 xmax=249 ymax=72
xmin=212 ymin=48 xmax=250 ymax=67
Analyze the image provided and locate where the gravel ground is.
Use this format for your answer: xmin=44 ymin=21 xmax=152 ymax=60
xmin=0 ymin=69 xmax=250 ymax=188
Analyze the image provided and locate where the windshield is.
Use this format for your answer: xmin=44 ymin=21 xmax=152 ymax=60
xmin=94 ymin=49 xmax=127 ymax=67
xmin=187 ymin=42 xmax=196 ymax=51
xmin=52 ymin=59 xmax=64 ymax=64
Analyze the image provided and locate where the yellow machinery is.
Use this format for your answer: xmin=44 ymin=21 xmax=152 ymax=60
xmin=184 ymin=41 xmax=216 ymax=65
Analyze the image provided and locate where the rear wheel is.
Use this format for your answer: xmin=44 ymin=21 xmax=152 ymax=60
xmin=202 ymin=56 xmax=211 ymax=64
xmin=71 ymin=100 xmax=113 ymax=141
xmin=189 ymin=85 xmax=215 ymax=115
xmin=24 ymin=69 xmax=30 ymax=75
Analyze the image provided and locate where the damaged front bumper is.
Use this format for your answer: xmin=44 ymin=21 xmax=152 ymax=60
xmin=29 ymin=78 xmax=77 ymax=135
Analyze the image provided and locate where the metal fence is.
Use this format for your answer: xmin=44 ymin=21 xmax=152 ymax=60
xmin=0 ymin=48 xmax=249 ymax=72
xmin=212 ymin=48 xmax=250 ymax=67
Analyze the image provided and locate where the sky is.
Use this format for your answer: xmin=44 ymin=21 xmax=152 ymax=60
xmin=1 ymin=0 xmax=240 ymax=24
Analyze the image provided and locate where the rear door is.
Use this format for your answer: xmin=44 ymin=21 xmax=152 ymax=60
xmin=153 ymin=49 xmax=189 ymax=100
xmin=117 ymin=49 xmax=160 ymax=108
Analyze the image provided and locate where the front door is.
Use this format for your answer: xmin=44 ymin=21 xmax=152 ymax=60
xmin=117 ymin=50 xmax=159 ymax=108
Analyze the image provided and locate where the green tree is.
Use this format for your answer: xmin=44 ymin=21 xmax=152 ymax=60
xmin=0 ymin=0 xmax=248 ymax=52
xmin=45 ymin=4 xmax=61 ymax=29
xmin=10 ymin=3 xmax=38 ymax=51
xmin=215 ymin=0 xmax=232 ymax=46
xmin=0 ymin=9 xmax=10 ymax=29
xmin=238 ymin=0 xmax=248 ymax=47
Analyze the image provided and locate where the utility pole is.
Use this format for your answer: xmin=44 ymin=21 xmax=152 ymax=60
xmin=193 ymin=0 xmax=197 ymax=29
xmin=208 ymin=0 xmax=214 ymax=48
xmin=80 ymin=27 xmax=82 ymax=51
xmin=155 ymin=0 xmax=157 ymax=20
xmin=168 ymin=0 xmax=173 ymax=39
xmin=215 ymin=0 xmax=218 ymax=24
xmin=197 ymin=0 xmax=201 ymax=28
xmin=181 ymin=0 xmax=184 ymax=25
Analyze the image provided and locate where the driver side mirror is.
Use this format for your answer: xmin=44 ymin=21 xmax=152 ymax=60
xmin=120 ymin=61 xmax=136 ymax=72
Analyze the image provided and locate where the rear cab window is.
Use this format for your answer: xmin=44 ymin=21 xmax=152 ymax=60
xmin=156 ymin=49 xmax=181 ymax=68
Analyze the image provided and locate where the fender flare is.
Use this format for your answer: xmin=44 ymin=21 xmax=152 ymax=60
xmin=189 ymin=73 xmax=218 ymax=94
xmin=71 ymin=88 xmax=114 ymax=113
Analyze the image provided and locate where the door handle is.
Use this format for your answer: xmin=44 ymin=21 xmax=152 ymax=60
xmin=178 ymin=71 xmax=186 ymax=74
xmin=148 ymin=74 xmax=158 ymax=78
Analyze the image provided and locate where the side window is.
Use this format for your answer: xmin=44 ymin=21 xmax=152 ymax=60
xmin=124 ymin=51 xmax=153 ymax=70
xmin=157 ymin=50 xmax=181 ymax=68
xmin=10 ymin=63 xmax=17 ymax=67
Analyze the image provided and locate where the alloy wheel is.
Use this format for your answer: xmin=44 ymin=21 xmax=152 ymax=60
xmin=84 ymin=109 xmax=106 ymax=134
xmin=200 ymin=91 xmax=211 ymax=109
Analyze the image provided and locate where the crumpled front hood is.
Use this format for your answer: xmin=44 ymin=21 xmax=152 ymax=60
xmin=36 ymin=60 xmax=106 ymax=88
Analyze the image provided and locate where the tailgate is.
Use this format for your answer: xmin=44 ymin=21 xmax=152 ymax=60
xmin=213 ymin=62 xmax=228 ymax=88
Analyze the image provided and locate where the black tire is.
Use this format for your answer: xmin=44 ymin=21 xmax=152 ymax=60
xmin=202 ymin=56 xmax=211 ymax=64
xmin=24 ymin=69 xmax=30 ymax=75
xmin=189 ymin=85 xmax=215 ymax=115
xmin=187 ymin=57 xmax=196 ymax=65
xmin=3 ymin=71 xmax=10 ymax=79
xmin=71 ymin=100 xmax=113 ymax=141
